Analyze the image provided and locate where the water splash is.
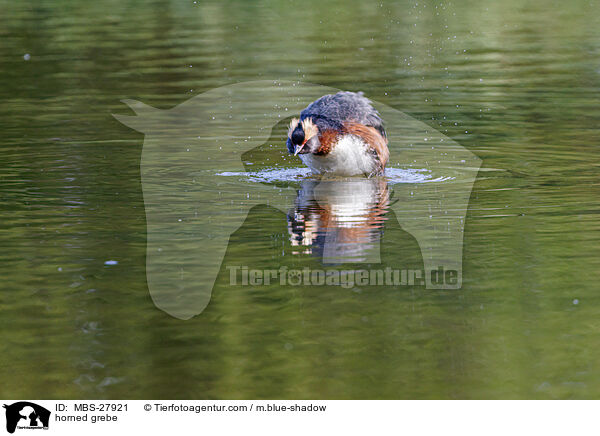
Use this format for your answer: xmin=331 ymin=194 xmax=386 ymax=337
xmin=384 ymin=167 xmax=453 ymax=184
xmin=217 ymin=167 xmax=312 ymax=183
xmin=216 ymin=166 xmax=453 ymax=184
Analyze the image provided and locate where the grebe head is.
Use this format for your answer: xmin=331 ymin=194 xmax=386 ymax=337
xmin=287 ymin=117 xmax=320 ymax=155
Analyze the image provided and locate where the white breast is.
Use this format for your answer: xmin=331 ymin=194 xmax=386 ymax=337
xmin=299 ymin=135 xmax=379 ymax=176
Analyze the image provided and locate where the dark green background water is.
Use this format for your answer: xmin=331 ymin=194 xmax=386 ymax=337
xmin=1 ymin=0 xmax=599 ymax=399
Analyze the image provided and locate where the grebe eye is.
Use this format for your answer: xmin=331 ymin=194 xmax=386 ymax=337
xmin=291 ymin=127 xmax=305 ymax=145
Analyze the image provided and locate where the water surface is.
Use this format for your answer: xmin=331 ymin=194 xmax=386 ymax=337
xmin=1 ymin=0 xmax=600 ymax=399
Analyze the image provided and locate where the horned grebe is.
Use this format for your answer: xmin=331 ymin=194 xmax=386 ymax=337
xmin=286 ymin=91 xmax=389 ymax=177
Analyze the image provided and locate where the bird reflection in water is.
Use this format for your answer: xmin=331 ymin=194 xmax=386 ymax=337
xmin=287 ymin=177 xmax=390 ymax=264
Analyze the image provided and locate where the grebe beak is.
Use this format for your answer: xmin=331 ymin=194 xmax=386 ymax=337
xmin=294 ymin=139 xmax=308 ymax=156
xmin=294 ymin=143 xmax=306 ymax=156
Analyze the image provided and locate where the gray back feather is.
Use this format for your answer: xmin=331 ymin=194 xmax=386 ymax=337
xmin=300 ymin=91 xmax=386 ymax=138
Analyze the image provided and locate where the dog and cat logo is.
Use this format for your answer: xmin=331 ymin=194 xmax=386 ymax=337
xmin=3 ymin=402 xmax=50 ymax=433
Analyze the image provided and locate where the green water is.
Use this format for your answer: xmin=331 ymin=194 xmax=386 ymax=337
xmin=1 ymin=0 xmax=600 ymax=399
